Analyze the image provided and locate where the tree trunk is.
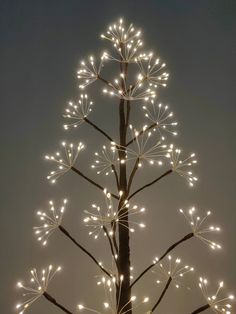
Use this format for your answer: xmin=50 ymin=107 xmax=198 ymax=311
xmin=117 ymin=60 xmax=132 ymax=314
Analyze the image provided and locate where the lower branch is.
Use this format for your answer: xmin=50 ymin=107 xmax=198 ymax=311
xmin=71 ymin=166 xmax=119 ymax=200
xmin=151 ymin=277 xmax=172 ymax=312
xmin=128 ymin=169 xmax=173 ymax=200
xmin=84 ymin=117 xmax=114 ymax=142
xmin=59 ymin=225 xmax=112 ymax=278
xmin=131 ymin=232 xmax=194 ymax=288
xmin=191 ymin=304 xmax=210 ymax=314
xmin=43 ymin=291 xmax=73 ymax=314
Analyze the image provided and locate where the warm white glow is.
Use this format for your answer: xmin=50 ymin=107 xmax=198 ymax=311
xmin=91 ymin=145 xmax=119 ymax=176
xmin=199 ymin=277 xmax=234 ymax=313
xmin=83 ymin=190 xmax=146 ymax=239
xmin=63 ymin=94 xmax=93 ymax=130
xmin=16 ymin=265 xmax=61 ymax=313
xmin=155 ymin=255 xmax=194 ymax=289
xmin=166 ymin=145 xmax=198 ymax=186
xmin=143 ymin=100 xmax=178 ymax=139
xmin=45 ymin=142 xmax=84 ymax=183
xmin=179 ymin=207 xmax=222 ymax=250
xmin=33 ymin=199 xmax=67 ymax=246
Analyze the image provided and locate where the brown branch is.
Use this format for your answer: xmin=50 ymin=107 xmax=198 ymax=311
xmin=191 ymin=304 xmax=210 ymax=314
xmin=111 ymin=164 xmax=120 ymax=190
xmin=71 ymin=166 xmax=119 ymax=200
xmin=127 ymin=158 xmax=140 ymax=194
xmin=103 ymin=225 xmax=119 ymax=272
xmin=151 ymin=277 xmax=172 ymax=312
xmin=128 ymin=169 xmax=173 ymax=201
xmin=126 ymin=122 xmax=156 ymax=147
xmin=131 ymin=232 xmax=194 ymax=288
xmin=97 ymin=75 xmax=113 ymax=87
xmin=59 ymin=225 xmax=112 ymax=278
xmin=43 ymin=291 xmax=74 ymax=314
xmin=84 ymin=117 xmax=114 ymax=142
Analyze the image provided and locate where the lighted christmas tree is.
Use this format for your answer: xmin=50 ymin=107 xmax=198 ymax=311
xmin=15 ymin=18 xmax=234 ymax=314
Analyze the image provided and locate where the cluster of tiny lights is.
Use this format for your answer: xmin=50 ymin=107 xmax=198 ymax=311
xmin=78 ymin=276 xmax=149 ymax=314
xmin=83 ymin=190 xmax=146 ymax=239
xmin=199 ymin=278 xmax=234 ymax=313
xmin=34 ymin=199 xmax=67 ymax=246
xmin=91 ymin=145 xmax=119 ymax=176
xmin=77 ymin=54 xmax=107 ymax=89
xmin=100 ymin=18 xmax=143 ymax=63
xmin=166 ymin=145 xmax=198 ymax=186
xmin=63 ymin=94 xmax=93 ymax=130
xmin=154 ymin=255 xmax=194 ymax=289
xmin=179 ymin=207 xmax=222 ymax=250
xmin=135 ymin=52 xmax=169 ymax=88
xmin=113 ymin=125 xmax=171 ymax=167
xmin=143 ymin=101 xmax=178 ymax=139
xmin=103 ymin=74 xmax=157 ymax=101
xmin=45 ymin=142 xmax=84 ymax=183
xmin=16 ymin=265 xmax=61 ymax=314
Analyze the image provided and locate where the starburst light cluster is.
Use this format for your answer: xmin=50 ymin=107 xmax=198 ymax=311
xmin=155 ymin=255 xmax=194 ymax=289
xmin=179 ymin=207 xmax=221 ymax=250
xmin=83 ymin=190 xmax=146 ymax=239
xmin=77 ymin=54 xmax=107 ymax=89
xmin=198 ymin=277 xmax=234 ymax=313
xmin=136 ymin=52 xmax=169 ymax=88
xmin=34 ymin=199 xmax=67 ymax=246
xmin=143 ymin=101 xmax=178 ymax=139
xmin=45 ymin=142 xmax=84 ymax=183
xmin=91 ymin=145 xmax=119 ymax=176
xmin=166 ymin=145 xmax=198 ymax=186
xmin=63 ymin=94 xmax=93 ymax=130
xmin=16 ymin=265 xmax=61 ymax=314
xmin=100 ymin=18 xmax=143 ymax=63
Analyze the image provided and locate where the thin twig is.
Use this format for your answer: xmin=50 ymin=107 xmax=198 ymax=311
xmin=84 ymin=117 xmax=114 ymax=142
xmin=128 ymin=169 xmax=173 ymax=201
xmin=43 ymin=291 xmax=74 ymax=314
xmin=71 ymin=166 xmax=119 ymax=200
xmin=126 ymin=122 xmax=156 ymax=147
xmin=191 ymin=304 xmax=210 ymax=314
xmin=59 ymin=225 xmax=112 ymax=278
xmin=151 ymin=277 xmax=172 ymax=312
xmin=131 ymin=232 xmax=194 ymax=288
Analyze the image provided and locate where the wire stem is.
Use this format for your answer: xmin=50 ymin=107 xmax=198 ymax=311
xmin=131 ymin=232 xmax=194 ymax=288
xmin=84 ymin=117 xmax=114 ymax=142
xmin=59 ymin=225 xmax=112 ymax=278
xmin=43 ymin=291 xmax=73 ymax=314
xmin=71 ymin=166 xmax=119 ymax=200
xmin=128 ymin=169 xmax=173 ymax=200
xmin=191 ymin=304 xmax=210 ymax=314
xmin=151 ymin=277 xmax=172 ymax=312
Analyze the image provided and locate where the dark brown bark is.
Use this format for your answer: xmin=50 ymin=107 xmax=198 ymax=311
xmin=117 ymin=59 xmax=132 ymax=313
xmin=151 ymin=276 xmax=172 ymax=312
xmin=191 ymin=304 xmax=210 ymax=314
xmin=131 ymin=232 xmax=194 ymax=288
xmin=59 ymin=225 xmax=112 ymax=278
xmin=43 ymin=291 xmax=73 ymax=314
